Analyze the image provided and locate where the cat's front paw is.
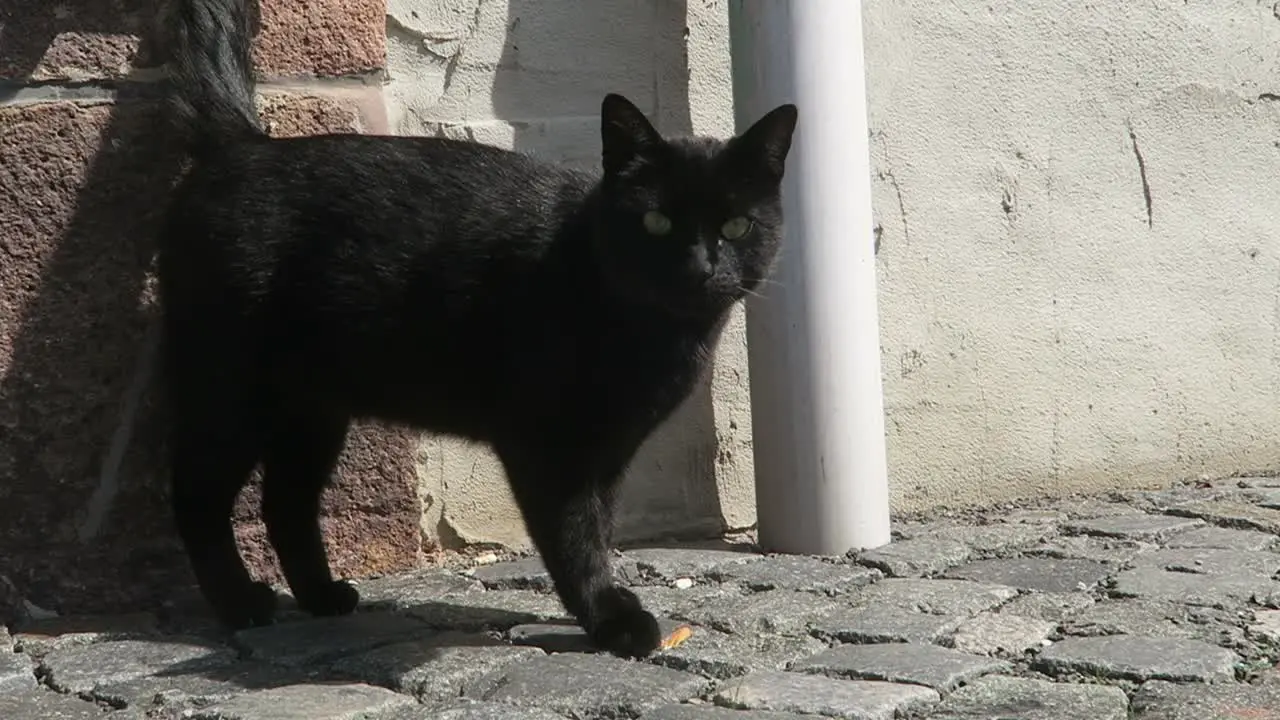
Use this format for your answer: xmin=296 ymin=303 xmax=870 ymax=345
xmin=295 ymin=580 xmax=360 ymax=617
xmin=586 ymin=586 xmax=662 ymax=658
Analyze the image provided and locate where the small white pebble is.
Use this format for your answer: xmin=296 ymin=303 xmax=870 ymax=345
xmin=474 ymin=552 xmax=498 ymax=566
xmin=673 ymin=577 xmax=695 ymax=590
xmin=1040 ymin=638 xmax=1054 ymax=647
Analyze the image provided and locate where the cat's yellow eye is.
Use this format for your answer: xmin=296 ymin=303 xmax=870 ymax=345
xmin=643 ymin=210 xmax=672 ymax=236
xmin=720 ymin=216 xmax=752 ymax=240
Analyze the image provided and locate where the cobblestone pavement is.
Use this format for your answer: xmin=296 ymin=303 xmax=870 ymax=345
xmin=7 ymin=478 xmax=1280 ymax=718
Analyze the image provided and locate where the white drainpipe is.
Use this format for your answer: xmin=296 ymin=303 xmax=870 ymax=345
xmin=728 ymin=0 xmax=891 ymax=555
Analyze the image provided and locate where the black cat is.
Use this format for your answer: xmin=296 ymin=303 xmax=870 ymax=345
xmin=159 ymin=0 xmax=796 ymax=658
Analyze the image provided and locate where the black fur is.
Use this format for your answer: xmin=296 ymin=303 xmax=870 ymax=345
xmin=160 ymin=0 xmax=797 ymax=658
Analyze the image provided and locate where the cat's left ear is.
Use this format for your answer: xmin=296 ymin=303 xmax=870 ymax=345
xmin=735 ymin=103 xmax=799 ymax=182
xmin=601 ymin=93 xmax=663 ymax=175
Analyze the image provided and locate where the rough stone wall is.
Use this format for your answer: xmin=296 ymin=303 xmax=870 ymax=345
xmin=0 ymin=0 xmax=422 ymax=617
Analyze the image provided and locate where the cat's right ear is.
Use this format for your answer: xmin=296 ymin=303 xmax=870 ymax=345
xmin=736 ymin=103 xmax=798 ymax=183
xmin=601 ymin=93 xmax=662 ymax=175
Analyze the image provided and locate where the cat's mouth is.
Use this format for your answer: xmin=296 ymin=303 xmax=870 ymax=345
xmin=644 ymin=278 xmax=740 ymax=318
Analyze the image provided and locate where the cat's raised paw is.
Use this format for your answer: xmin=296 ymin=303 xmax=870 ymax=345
xmin=587 ymin=586 xmax=662 ymax=658
xmin=296 ymin=580 xmax=360 ymax=617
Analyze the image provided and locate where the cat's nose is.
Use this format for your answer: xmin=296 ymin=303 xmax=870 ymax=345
xmin=688 ymin=246 xmax=715 ymax=283
xmin=691 ymin=260 xmax=714 ymax=282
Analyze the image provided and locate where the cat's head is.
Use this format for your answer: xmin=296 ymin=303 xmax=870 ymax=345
xmin=593 ymin=93 xmax=798 ymax=319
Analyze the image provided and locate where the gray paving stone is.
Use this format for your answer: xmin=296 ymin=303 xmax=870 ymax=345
xmin=996 ymin=509 xmax=1067 ymax=524
xmin=936 ymin=523 xmax=1060 ymax=552
xmin=1065 ymin=513 xmax=1204 ymax=541
xmin=467 ymin=558 xmax=552 ymax=591
xmin=810 ymin=605 xmax=964 ymax=644
xmin=11 ymin=612 xmax=160 ymax=658
xmin=1244 ymin=487 xmax=1280 ymax=509
xmin=235 ymin=613 xmax=436 ymax=667
xmin=331 ymin=631 xmax=544 ymax=704
xmin=926 ymin=675 xmax=1128 ymax=720
xmin=1237 ymin=476 xmax=1280 ymax=488
xmin=506 ymin=618 xmax=693 ymax=655
xmin=372 ymin=701 xmax=569 ymax=719
xmin=1034 ymin=635 xmax=1239 ymax=682
xmin=947 ymin=612 xmax=1056 ymax=655
xmin=708 ymin=556 xmax=879 ymax=595
xmin=618 ymin=547 xmax=764 ymax=584
xmin=1247 ymin=609 xmax=1280 ymax=644
xmin=997 ymin=592 xmax=1096 ymax=621
xmin=1130 ymin=678 xmax=1280 ymax=720
xmin=357 ymin=569 xmax=485 ymax=611
xmin=507 ymin=623 xmax=596 ymax=654
xmin=856 ymin=537 xmax=972 ymax=578
xmin=891 ymin=522 xmax=1057 ymax=551
xmin=1127 ymin=547 xmax=1280 ymax=578
xmin=631 ymin=584 xmax=744 ymax=619
xmin=888 ymin=520 xmax=960 ymax=538
xmin=943 ymin=558 xmax=1110 ymax=593
xmin=1059 ymin=599 xmax=1243 ymax=645
xmin=858 ymin=578 xmax=1019 ymax=616
xmin=0 ymin=627 xmax=34 ymax=693
xmin=1163 ymin=525 xmax=1278 ymax=551
xmin=465 ymin=653 xmax=709 ymax=717
xmin=1125 ymin=486 xmax=1228 ymax=512
xmin=192 ymin=682 xmax=415 ymax=720
xmin=790 ymin=642 xmax=1009 ymax=692
xmin=678 ymin=589 xmax=835 ymax=636
xmin=0 ymin=690 xmax=111 ymax=720
xmin=89 ymin=661 xmax=318 ymax=715
xmin=712 ymin=670 xmax=939 ymax=719
xmin=402 ymin=589 xmax=571 ymax=631
xmin=1167 ymin=500 xmax=1280 ymax=534
xmin=1056 ymin=499 xmax=1146 ymax=518
xmin=1111 ymin=567 xmax=1280 ymax=608
xmin=40 ymin=638 xmax=235 ymax=695
xmin=650 ymin=627 xmax=826 ymax=679
xmin=1024 ymin=535 xmax=1151 ymax=565
xmin=641 ymin=704 xmax=813 ymax=720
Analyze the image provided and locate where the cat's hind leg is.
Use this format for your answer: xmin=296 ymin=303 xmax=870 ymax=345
xmin=260 ymin=409 xmax=357 ymax=617
xmin=168 ymin=386 xmax=275 ymax=629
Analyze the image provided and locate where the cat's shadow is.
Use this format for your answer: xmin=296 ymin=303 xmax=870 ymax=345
xmin=133 ymin=600 xmax=601 ymax=706
xmin=0 ymin=0 xmax=192 ymax=616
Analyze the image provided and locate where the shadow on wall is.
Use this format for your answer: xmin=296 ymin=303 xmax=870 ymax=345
xmin=0 ymin=0 xmax=192 ymax=615
xmin=489 ymin=0 xmax=728 ymax=543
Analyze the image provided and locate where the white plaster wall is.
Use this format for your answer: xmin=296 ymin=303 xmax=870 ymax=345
xmin=385 ymin=0 xmax=1280 ymax=546
xmin=386 ymin=0 xmax=749 ymax=548
xmin=866 ymin=0 xmax=1280 ymax=510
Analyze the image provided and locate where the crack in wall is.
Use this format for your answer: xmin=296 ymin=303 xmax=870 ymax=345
xmin=872 ymin=131 xmax=911 ymax=248
xmin=1126 ymin=121 xmax=1154 ymax=228
xmin=386 ymin=0 xmax=489 ymax=98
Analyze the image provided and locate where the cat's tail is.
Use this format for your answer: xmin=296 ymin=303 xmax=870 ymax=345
xmin=164 ymin=0 xmax=265 ymax=149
